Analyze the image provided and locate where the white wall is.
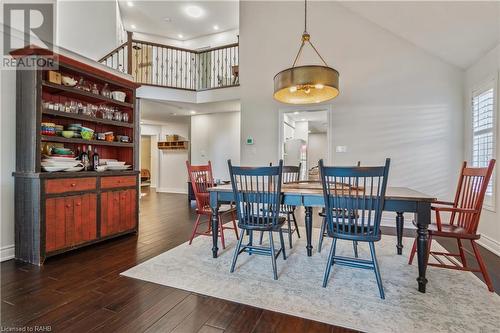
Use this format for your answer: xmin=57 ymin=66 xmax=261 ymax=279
xmin=191 ymin=112 xmax=241 ymax=180
xmin=240 ymin=1 xmax=464 ymax=204
xmin=57 ymin=0 xmax=119 ymax=60
xmin=294 ymin=121 xmax=309 ymax=142
xmin=464 ymin=44 xmax=500 ymax=255
xmin=308 ymin=133 xmax=327 ymax=171
xmin=0 ymin=69 xmax=16 ymax=261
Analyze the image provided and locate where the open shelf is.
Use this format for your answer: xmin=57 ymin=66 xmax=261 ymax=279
xmin=42 ymin=81 xmax=134 ymax=108
xmin=42 ymin=109 xmax=134 ymax=128
xmin=158 ymin=141 xmax=189 ymax=150
xmin=41 ymin=135 xmax=134 ymax=147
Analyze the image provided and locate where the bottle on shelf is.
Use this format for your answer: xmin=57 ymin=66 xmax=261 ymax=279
xmin=87 ymin=145 xmax=93 ymax=170
xmin=75 ymin=146 xmax=81 ymax=160
xmin=92 ymin=147 xmax=100 ymax=171
xmin=81 ymin=145 xmax=90 ymax=171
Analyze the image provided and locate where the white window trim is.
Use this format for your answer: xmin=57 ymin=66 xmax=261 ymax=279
xmin=470 ymin=74 xmax=498 ymax=211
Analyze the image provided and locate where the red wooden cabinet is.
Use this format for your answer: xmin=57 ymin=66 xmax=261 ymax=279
xmin=45 ymin=193 xmax=97 ymax=252
xmin=101 ymin=189 xmax=137 ymax=237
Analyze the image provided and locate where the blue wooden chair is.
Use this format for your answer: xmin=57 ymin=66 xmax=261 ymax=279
xmin=259 ymin=164 xmax=301 ymax=248
xmin=228 ymin=160 xmax=287 ymax=280
xmin=318 ymin=161 xmax=361 ymax=254
xmin=319 ymin=158 xmax=390 ymax=299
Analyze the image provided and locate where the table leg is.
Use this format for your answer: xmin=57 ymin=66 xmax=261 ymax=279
xmin=305 ymin=206 xmax=313 ymax=256
xmin=211 ymin=205 xmax=219 ymax=258
xmin=396 ymin=212 xmax=404 ymax=255
xmin=416 ymin=202 xmax=431 ymax=293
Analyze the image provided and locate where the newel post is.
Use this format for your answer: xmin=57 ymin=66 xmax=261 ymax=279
xmin=127 ymin=31 xmax=133 ymax=75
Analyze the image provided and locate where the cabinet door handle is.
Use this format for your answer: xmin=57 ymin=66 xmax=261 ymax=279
xmin=76 ymin=202 xmax=81 ymax=206
xmin=66 ymin=204 xmax=72 ymax=208
xmin=70 ymin=183 xmax=76 ymax=187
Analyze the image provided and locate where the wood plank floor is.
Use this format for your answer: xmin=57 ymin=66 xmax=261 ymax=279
xmin=1 ymin=189 xmax=499 ymax=332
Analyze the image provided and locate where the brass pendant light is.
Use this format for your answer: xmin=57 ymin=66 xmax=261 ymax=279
xmin=273 ymin=0 xmax=339 ymax=104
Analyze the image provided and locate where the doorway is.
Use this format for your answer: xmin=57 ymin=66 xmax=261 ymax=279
xmin=279 ymin=107 xmax=332 ymax=180
xmin=140 ymin=135 xmax=153 ymax=189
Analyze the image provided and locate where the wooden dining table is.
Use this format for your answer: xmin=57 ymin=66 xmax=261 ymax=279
xmin=209 ymin=182 xmax=436 ymax=293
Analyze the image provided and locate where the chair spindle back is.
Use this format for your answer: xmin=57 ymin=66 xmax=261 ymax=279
xmin=186 ymin=161 xmax=214 ymax=211
xmin=228 ymin=160 xmax=283 ymax=229
xmin=319 ymin=159 xmax=391 ymax=240
xmin=451 ymin=160 xmax=496 ymax=233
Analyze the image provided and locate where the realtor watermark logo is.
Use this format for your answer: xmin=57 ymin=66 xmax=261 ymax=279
xmin=2 ymin=1 xmax=57 ymax=70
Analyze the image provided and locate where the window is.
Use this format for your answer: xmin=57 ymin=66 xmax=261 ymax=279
xmin=471 ymin=78 xmax=497 ymax=208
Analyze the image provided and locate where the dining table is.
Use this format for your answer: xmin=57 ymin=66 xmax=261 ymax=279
xmin=208 ymin=181 xmax=437 ymax=293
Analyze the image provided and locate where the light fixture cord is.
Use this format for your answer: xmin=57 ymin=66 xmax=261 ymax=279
xmin=292 ymin=0 xmax=329 ymax=68
xmin=304 ymin=0 xmax=307 ymax=33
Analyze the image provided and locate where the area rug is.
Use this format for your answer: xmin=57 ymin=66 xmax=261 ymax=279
xmin=121 ymin=228 xmax=500 ymax=333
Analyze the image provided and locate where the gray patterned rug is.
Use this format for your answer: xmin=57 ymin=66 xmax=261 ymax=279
xmin=121 ymin=228 xmax=500 ymax=333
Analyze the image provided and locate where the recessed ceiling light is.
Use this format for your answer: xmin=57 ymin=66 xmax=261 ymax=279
xmin=127 ymin=1 xmax=133 ymax=7
xmin=293 ymin=111 xmax=299 ymax=115
xmin=131 ymin=24 xmax=136 ymax=29
xmin=190 ymin=110 xmax=197 ymax=115
xmin=164 ymin=17 xmax=171 ymax=22
xmin=178 ymin=34 xmax=183 ymax=39
xmin=300 ymin=118 xmax=306 ymax=121
xmin=213 ymin=25 xmax=219 ymax=31
xmin=184 ymin=5 xmax=204 ymax=18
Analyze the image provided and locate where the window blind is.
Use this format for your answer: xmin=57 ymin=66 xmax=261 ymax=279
xmin=472 ymin=87 xmax=495 ymax=197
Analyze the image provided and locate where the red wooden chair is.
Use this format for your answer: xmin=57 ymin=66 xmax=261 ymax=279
xmin=408 ymin=159 xmax=496 ymax=292
xmin=186 ymin=161 xmax=238 ymax=249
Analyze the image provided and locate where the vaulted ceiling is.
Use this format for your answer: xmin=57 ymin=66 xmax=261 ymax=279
xmin=340 ymin=1 xmax=500 ymax=69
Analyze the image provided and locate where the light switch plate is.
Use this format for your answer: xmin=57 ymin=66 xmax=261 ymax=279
xmin=336 ymin=145 xmax=347 ymax=153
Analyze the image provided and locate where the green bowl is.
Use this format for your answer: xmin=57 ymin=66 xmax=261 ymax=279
xmin=61 ymin=130 xmax=74 ymax=138
xmin=81 ymin=129 xmax=94 ymax=140
xmin=52 ymin=147 xmax=72 ymax=154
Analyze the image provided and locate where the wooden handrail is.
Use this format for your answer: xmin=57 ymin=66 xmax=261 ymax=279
xmin=98 ymin=42 xmax=127 ymax=63
xmin=99 ymin=35 xmax=239 ymax=90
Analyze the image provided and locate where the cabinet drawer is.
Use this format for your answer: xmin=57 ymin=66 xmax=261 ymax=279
xmin=45 ymin=177 xmax=96 ymax=194
xmin=100 ymin=176 xmax=137 ymax=189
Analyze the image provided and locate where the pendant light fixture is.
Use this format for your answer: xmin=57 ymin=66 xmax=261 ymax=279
xmin=273 ymin=0 xmax=339 ymax=104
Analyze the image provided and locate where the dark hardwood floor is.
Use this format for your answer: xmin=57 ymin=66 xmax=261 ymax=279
xmin=1 ymin=189 xmax=499 ymax=332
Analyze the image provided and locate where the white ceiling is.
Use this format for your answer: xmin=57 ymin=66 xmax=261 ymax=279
xmin=287 ymin=110 xmax=328 ymax=133
xmin=118 ymin=1 xmax=239 ymax=41
xmin=340 ymin=1 xmax=500 ymax=69
xmin=141 ymin=98 xmax=240 ymax=122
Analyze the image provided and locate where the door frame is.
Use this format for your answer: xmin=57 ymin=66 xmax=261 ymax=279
xmin=278 ymin=104 xmax=334 ymax=166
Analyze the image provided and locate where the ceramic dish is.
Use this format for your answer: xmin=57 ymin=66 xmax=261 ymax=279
xmin=95 ymin=165 xmax=107 ymax=172
xmin=64 ymin=165 xmax=85 ymax=172
xmin=111 ymin=91 xmax=126 ymax=102
xmin=61 ymin=130 xmax=74 ymax=138
xmin=43 ymin=166 xmax=67 ymax=172
xmin=106 ymin=165 xmax=131 ymax=170
xmin=62 ymin=76 xmax=77 ymax=87
xmin=105 ymin=161 xmax=126 ymax=166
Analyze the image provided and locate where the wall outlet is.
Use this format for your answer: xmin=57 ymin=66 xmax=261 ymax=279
xmin=336 ymin=145 xmax=347 ymax=153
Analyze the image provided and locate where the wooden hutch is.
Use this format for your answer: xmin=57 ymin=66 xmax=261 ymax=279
xmin=13 ymin=48 xmax=141 ymax=265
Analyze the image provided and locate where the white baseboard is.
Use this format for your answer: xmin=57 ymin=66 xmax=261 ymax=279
xmin=1 ymin=245 xmax=15 ymax=262
xmin=477 ymin=234 xmax=500 ymax=257
xmin=156 ymin=187 xmax=187 ymax=194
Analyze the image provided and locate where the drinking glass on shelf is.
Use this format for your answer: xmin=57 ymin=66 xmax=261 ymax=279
xmin=113 ymin=111 xmax=122 ymax=122
xmin=91 ymin=83 xmax=99 ymax=95
xmin=64 ymin=101 xmax=71 ymax=113
xmin=122 ymin=112 xmax=129 ymax=122
xmin=70 ymin=101 xmax=78 ymax=113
